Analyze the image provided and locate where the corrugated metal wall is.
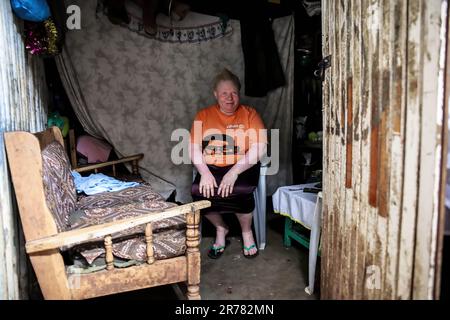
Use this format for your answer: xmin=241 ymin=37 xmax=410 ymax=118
xmin=321 ymin=0 xmax=448 ymax=299
xmin=0 ymin=2 xmax=47 ymax=299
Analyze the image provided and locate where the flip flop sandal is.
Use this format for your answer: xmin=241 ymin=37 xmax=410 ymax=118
xmin=243 ymin=244 xmax=259 ymax=259
xmin=208 ymin=239 xmax=230 ymax=259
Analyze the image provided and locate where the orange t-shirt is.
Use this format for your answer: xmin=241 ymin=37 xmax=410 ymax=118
xmin=190 ymin=105 xmax=267 ymax=166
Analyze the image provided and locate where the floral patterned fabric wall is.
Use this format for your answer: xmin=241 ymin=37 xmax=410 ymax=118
xmin=57 ymin=0 xmax=294 ymax=202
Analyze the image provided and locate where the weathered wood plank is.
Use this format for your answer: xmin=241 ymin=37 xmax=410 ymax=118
xmin=371 ymin=0 xmax=392 ymax=299
xmin=354 ymin=0 xmax=371 ymax=300
xmin=322 ymin=0 xmax=337 ymax=299
xmin=321 ymin=0 xmax=331 ymax=299
xmin=340 ymin=0 xmax=353 ymax=299
xmin=71 ymin=257 xmax=188 ymax=300
xmin=385 ymin=0 xmax=408 ymax=299
xmin=397 ymin=0 xmax=423 ymax=300
xmin=364 ymin=0 xmax=381 ymax=299
xmin=377 ymin=0 xmax=392 ymax=218
xmin=413 ymin=0 xmax=446 ymax=299
xmin=324 ymin=0 xmax=334 ymax=299
xmin=331 ymin=0 xmax=341 ymax=298
xmin=368 ymin=0 xmax=381 ymax=209
xmin=333 ymin=0 xmax=345 ymax=299
xmin=348 ymin=0 xmax=363 ymax=299
xmin=346 ymin=78 xmax=353 ymax=189
xmin=434 ymin=0 xmax=450 ymax=299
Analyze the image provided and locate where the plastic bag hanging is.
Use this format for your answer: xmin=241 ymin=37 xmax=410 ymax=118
xmin=10 ymin=0 xmax=51 ymax=22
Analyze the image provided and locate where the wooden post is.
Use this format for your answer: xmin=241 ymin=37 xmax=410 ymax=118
xmin=145 ymin=223 xmax=155 ymax=264
xmin=69 ymin=129 xmax=77 ymax=168
xmin=185 ymin=207 xmax=201 ymax=300
xmin=104 ymin=236 xmax=114 ymax=270
xmin=132 ymin=160 xmax=138 ymax=175
xmin=4 ymin=131 xmax=72 ymax=299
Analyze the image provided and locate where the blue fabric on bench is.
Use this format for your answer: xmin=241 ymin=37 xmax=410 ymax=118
xmin=71 ymin=171 xmax=139 ymax=195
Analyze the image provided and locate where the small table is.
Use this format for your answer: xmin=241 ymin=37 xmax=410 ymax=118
xmin=272 ymin=183 xmax=323 ymax=295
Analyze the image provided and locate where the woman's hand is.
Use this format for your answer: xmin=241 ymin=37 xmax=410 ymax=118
xmin=218 ymin=171 xmax=239 ymax=198
xmin=199 ymin=171 xmax=218 ymax=198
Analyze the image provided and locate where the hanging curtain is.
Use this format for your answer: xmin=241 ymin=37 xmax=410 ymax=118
xmin=56 ymin=0 xmax=293 ymax=202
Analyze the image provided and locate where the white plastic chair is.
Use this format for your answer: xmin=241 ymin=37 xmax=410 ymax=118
xmin=305 ymin=191 xmax=322 ymax=295
xmin=253 ymin=162 xmax=268 ymax=250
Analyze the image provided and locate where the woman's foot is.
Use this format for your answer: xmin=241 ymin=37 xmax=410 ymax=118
xmin=208 ymin=226 xmax=229 ymax=259
xmin=242 ymin=231 xmax=258 ymax=258
xmin=213 ymin=226 xmax=229 ymax=252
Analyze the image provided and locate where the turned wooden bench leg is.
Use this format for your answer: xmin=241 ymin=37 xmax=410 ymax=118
xmin=145 ymin=223 xmax=155 ymax=264
xmin=186 ymin=208 xmax=201 ymax=300
xmin=132 ymin=160 xmax=139 ymax=175
xmin=105 ymin=235 xmax=114 ymax=270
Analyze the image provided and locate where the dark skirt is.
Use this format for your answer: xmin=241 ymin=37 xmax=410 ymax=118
xmin=192 ymin=163 xmax=261 ymax=214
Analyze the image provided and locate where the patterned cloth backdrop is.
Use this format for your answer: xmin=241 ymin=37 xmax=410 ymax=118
xmin=57 ymin=0 xmax=294 ymax=202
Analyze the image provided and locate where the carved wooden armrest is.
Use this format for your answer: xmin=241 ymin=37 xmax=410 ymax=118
xmin=25 ymin=201 xmax=210 ymax=254
xmin=74 ymin=153 xmax=144 ymax=176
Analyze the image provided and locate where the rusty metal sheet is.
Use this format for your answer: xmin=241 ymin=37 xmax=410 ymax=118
xmin=0 ymin=1 xmax=47 ymax=299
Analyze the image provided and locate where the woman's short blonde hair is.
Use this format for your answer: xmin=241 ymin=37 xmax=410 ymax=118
xmin=213 ymin=68 xmax=241 ymax=91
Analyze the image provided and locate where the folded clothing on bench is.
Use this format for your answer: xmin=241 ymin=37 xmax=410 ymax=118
xmin=72 ymin=171 xmax=140 ymax=195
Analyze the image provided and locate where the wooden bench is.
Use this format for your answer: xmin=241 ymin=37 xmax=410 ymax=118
xmin=4 ymin=126 xmax=210 ymax=300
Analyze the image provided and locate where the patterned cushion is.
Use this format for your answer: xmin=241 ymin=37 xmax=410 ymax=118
xmin=75 ymin=184 xmax=182 ymax=233
xmin=41 ymin=141 xmax=77 ymax=231
xmin=69 ymin=200 xmax=186 ymax=263
xmin=76 ymin=184 xmax=165 ymax=210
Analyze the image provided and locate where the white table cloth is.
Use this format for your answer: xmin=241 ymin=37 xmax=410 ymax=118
xmin=272 ymin=183 xmax=319 ymax=228
xmin=272 ymin=183 xmax=323 ymax=295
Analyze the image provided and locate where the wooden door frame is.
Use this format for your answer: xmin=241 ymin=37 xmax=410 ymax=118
xmin=435 ymin=0 xmax=450 ymax=300
xmin=320 ymin=0 xmax=448 ymax=300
